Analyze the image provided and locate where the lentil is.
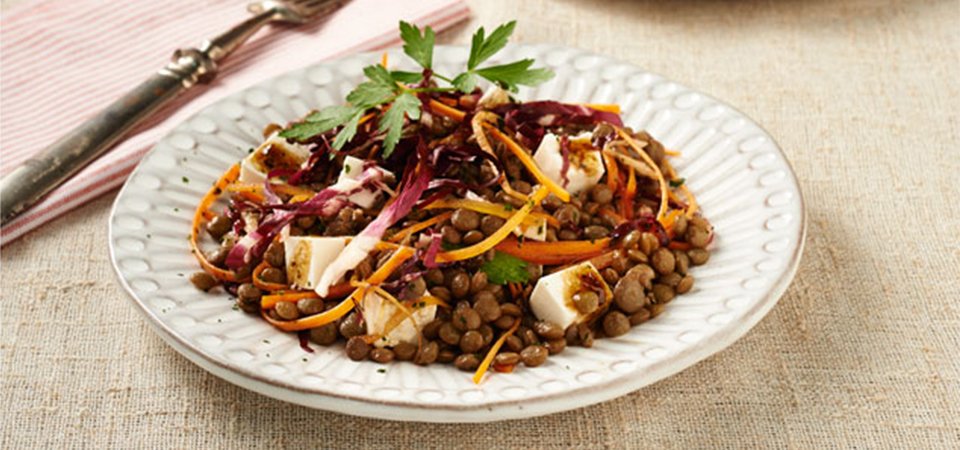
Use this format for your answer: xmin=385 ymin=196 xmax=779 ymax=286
xmin=345 ymin=336 xmax=370 ymax=361
xmin=520 ymin=345 xmax=549 ymax=367
xmin=190 ymin=272 xmax=218 ymax=291
xmin=603 ymin=311 xmax=631 ymax=337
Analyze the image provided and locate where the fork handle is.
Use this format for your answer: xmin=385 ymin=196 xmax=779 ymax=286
xmin=0 ymin=9 xmax=281 ymax=226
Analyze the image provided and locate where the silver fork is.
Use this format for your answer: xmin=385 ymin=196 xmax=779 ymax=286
xmin=0 ymin=0 xmax=346 ymax=225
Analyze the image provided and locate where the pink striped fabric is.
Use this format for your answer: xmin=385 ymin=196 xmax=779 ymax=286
xmin=0 ymin=0 xmax=469 ymax=245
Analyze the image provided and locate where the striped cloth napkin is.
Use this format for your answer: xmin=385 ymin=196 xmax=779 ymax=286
xmin=0 ymin=0 xmax=469 ymax=245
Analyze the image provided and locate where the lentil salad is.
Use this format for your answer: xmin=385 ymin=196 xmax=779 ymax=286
xmin=188 ymin=21 xmax=714 ymax=383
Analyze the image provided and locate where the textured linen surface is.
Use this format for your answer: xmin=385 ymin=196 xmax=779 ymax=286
xmin=2 ymin=0 xmax=959 ymax=448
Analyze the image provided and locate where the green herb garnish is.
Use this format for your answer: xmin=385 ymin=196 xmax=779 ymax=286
xmin=280 ymin=21 xmax=554 ymax=158
xmin=480 ymin=251 xmax=529 ymax=285
xmin=669 ymin=178 xmax=686 ymax=188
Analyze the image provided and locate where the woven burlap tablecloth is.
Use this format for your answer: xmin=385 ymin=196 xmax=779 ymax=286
xmin=2 ymin=0 xmax=959 ymax=448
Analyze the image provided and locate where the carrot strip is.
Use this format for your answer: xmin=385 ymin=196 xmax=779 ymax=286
xmin=599 ymin=208 xmax=626 ymax=226
xmin=471 ymin=112 xmax=499 ymax=158
xmin=583 ymin=103 xmax=621 ymax=114
xmin=483 ymin=125 xmax=571 ymax=202
xmin=189 ymin=164 xmax=243 ymax=282
xmin=494 ymin=237 xmax=611 ymax=265
xmin=381 ymin=52 xmax=388 ymax=68
xmin=498 ymin=177 xmax=530 ymax=203
xmin=473 ymin=319 xmax=521 ymax=384
xmin=662 ymin=158 xmax=700 ymax=218
xmin=680 ymin=185 xmax=699 ymax=218
xmin=259 ymin=282 xmax=353 ymax=309
xmin=602 ymin=150 xmax=620 ymax=192
xmin=424 ymin=197 xmax=558 ymax=229
xmin=435 ymin=186 xmax=550 ymax=263
xmin=226 ymin=183 xmax=315 ymax=199
xmin=616 ymin=128 xmax=668 ymax=225
xmin=260 ymin=291 xmax=319 ymax=309
xmin=668 ymin=241 xmax=692 ymax=251
xmin=387 ymin=211 xmax=453 ymax=243
xmin=372 ymin=286 xmax=423 ymax=350
xmin=621 ymin=166 xmax=636 ymax=220
xmin=262 ymin=246 xmax=414 ymax=331
xmin=428 ymin=99 xmax=466 ymax=122
xmin=601 ymin=148 xmax=657 ymax=180
xmin=253 ymin=261 xmax=288 ymax=292
xmin=372 ymin=295 xmax=448 ymax=344
xmin=665 ymin=149 xmax=681 ymax=157
xmin=662 ymin=210 xmax=683 ymax=236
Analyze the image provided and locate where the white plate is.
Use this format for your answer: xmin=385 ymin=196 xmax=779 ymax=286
xmin=109 ymin=44 xmax=805 ymax=422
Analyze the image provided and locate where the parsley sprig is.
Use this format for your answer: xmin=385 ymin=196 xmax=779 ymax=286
xmin=280 ymin=20 xmax=554 ymax=158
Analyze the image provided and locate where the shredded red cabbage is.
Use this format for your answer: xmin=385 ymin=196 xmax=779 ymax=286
xmin=495 ymin=101 xmax=623 ymax=149
xmin=558 ymin=134 xmax=571 ymax=188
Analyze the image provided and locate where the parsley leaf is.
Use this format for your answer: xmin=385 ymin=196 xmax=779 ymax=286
xmin=481 ymin=251 xmax=529 ymax=285
xmin=346 ymin=66 xmax=399 ymax=109
xmin=378 ymin=91 xmax=421 ymax=156
xmin=280 ymin=105 xmax=355 ymax=141
xmin=475 ymin=59 xmax=555 ymax=92
xmin=391 ymin=70 xmax=424 ymax=84
xmin=452 ymin=72 xmax=479 ymax=94
xmin=467 ymin=22 xmax=516 ymax=70
xmin=331 ymin=110 xmax=365 ymax=150
xmin=669 ymin=178 xmax=686 ymax=188
xmin=399 ymin=21 xmax=435 ymax=69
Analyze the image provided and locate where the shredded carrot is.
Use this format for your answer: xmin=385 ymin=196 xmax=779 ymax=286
xmin=494 ymin=237 xmax=611 ymax=265
xmin=226 ymin=182 xmax=315 ymax=199
xmin=662 ymin=158 xmax=700 ymax=219
xmin=262 ymin=246 xmax=414 ymax=331
xmin=259 ymin=283 xmax=353 ymax=309
xmin=381 ymin=52 xmax=388 ymax=68
xmin=602 ymin=150 xmax=620 ymax=192
xmin=473 ymin=319 xmax=521 ymax=384
xmin=471 ymin=111 xmax=499 ymax=158
xmin=620 ymin=166 xmax=637 ymax=220
xmin=423 ymin=197 xmax=558 ymax=229
xmin=189 ymin=164 xmax=243 ymax=282
xmin=599 ymin=208 xmax=626 ymax=226
xmin=253 ymin=261 xmax=288 ymax=291
xmin=661 ymin=210 xmax=683 ymax=236
xmin=665 ymin=149 xmax=681 ymax=157
xmin=428 ymin=99 xmax=466 ymax=122
xmin=680 ymin=185 xmax=699 ymax=218
xmin=376 ymin=295 xmax=448 ymax=343
xmin=668 ymin=241 xmax=692 ymax=251
xmin=371 ymin=286 xmax=423 ymax=349
xmin=483 ymin=124 xmax=571 ymax=202
xmin=601 ymin=148 xmax=657 ymax=180
xmin=387 ymin=211 xmax=453 ymax=243
xmin=496 ymin=179 xmax=528 ymax=204
xmin=358 ymin=112 xmax=376 ymax=126
xmin=616 ymin=128 xmax=668 ymax=225
xmin=260 ymin=291 xmax=319 ymax=309
xmin=435 ymin=186 xmax=550 ymax=263
xmin=583 ymin=103 xmax=621 ymax=114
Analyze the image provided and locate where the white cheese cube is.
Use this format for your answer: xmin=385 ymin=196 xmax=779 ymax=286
xmin=284 ymin=236 xmax=349 ymax=290
xmin=513 ymin=216 xmax=548 ymax=242
xmin=331 ymin=155 xmax=393 ymax=209
xmin=532 ymin=132 xmax=605 ymax=195
xmin=478 ymin=86 xmax=512 ymax=109
xmin=362 ymin=289 xmax=437 ymax=348
xmin=238 ymin=131 xmax=311 ymax=184
xmin=529 ymin=262 xmax=612 ymax=330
